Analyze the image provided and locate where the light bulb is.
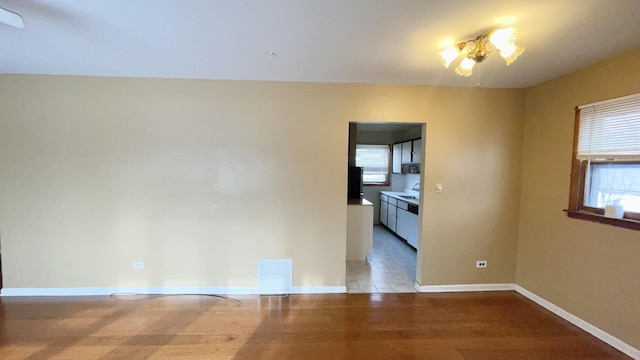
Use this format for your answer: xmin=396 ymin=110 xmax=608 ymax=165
xmin=438 ymin=46 xmax=461 ymax=68
xmin=499 ymin=43 xmax=526 ymax=65
xmin=455 ymin=57 xmax=475 ymax=76
xmin=489 ymin=27 xmax=517 ymax=50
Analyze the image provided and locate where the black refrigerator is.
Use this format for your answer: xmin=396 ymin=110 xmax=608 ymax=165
xmin=348 ymin=166 xmax=363 ymax=200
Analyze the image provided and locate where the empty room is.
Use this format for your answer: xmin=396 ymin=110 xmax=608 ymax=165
xmin=0 ymin=1 xmax=639 ymax=359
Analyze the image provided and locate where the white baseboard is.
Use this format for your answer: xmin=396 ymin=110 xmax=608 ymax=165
xmin=515 ymin=285 xmax=639 ymax=360
xmin=415 ymin=283 xmax=516 ymax=292
xmin=0 ymin=286 xmax=258 ymax=297
xmin=0 ymin=286 xmax=347 ymax=297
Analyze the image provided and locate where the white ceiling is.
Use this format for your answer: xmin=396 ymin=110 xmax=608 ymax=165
xmin=1 ymin=0 xmax=639 ymax=88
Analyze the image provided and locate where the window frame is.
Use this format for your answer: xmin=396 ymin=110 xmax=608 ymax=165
xmin=567 ymin=107 xmax=640 ymax=231
xmin=355 ymin=144 xmax=392 ymax=187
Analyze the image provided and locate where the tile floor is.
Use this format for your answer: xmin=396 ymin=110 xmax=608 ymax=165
xmin=346 ymin=225 xmax=417 ymax=293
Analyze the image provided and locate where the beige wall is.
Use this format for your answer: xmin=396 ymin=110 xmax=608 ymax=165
xmin=517 ymin=48 xmax=640 ymax=349
xmin=0 ymin=75 xmax=524 ymax=291
xmin=420 ymin=87 xmax=524 ymax=285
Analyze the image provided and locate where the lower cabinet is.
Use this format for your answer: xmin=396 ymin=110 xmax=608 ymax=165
xmin=387 ymin=198 xmax=397 ymax=232
xmin=398 ymin=210 xmax=419 ymax=249
xmin=380 ymin=193 xmax=419 ymax=249
xmin=380 ymin=195 xmax=388 ymax=226
xmin=396 ymin=204 xmax=410 ymax=241
xmin=406 ymin=212 xmax=419 ymax=248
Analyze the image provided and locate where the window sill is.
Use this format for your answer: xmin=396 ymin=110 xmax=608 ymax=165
xmin=565 ymin=210 xmax=640 ymax=231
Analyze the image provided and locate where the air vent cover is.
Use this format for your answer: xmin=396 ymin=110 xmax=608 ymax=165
xmin=257 ymin=259 xmax=292 ymax=295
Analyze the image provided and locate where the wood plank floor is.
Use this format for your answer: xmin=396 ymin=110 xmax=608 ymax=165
xmin=0 ymin=291 xmax=630 ymax=359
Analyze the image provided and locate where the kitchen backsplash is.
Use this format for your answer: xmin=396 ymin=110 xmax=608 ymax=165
xmin=390 ymin=173 xmax=404 ymax=192
xmin=403 ymin=174 xmax=420 ymax=193
xmin=389 ymin=173 xmax=421 ymax=193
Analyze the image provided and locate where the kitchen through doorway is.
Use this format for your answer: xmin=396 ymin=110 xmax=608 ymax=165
xmin=346 ymin=122 xmax=425 ymax=293
xmin=347 ymin=226 xmax=417 ymax=292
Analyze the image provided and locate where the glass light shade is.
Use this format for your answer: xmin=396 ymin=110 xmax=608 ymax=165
xmin=499 ymin=43 xmax=526 ymax=65
xmin=438 ymin=46 xmax=461 ymax=68
xmin=455 ymin=57 xmax=475 ymax=76
xmin=489 ymin=27 xmax=517 ymax=50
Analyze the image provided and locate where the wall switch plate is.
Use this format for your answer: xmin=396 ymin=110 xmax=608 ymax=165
xmin=132 ymin=261 xmax=144 ymax=269
xmin=476 ymin=260 xmax=487 ymax=268
xmin=435 ymin=183 xmax=443 ymax=193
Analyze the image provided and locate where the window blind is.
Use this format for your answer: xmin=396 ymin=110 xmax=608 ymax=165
xmin=355 ymin=144 xmax=390 ymax=183
xmin=577 ymin=93 xmax=640 ymax=160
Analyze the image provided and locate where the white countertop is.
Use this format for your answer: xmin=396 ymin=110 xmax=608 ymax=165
xmin=348 ymin=198 xmax=373 ymax=206
xmin=380 ymin=191 xmax=420 ymax=206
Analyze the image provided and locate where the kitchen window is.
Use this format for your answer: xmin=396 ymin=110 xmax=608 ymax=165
xmin=356 ymin=144 xmax=391 ymax=186
xmin=567 ymin=93 xmax=640 ymax=230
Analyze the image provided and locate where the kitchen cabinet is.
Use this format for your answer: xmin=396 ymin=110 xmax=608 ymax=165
xmin=396 ymin=201 xmax=409 ymax=240
xmin=387 ymin=197 xmax=397 ymax=232
xmin=406 ymin=211 xmax=419 ymax=248
xmin=393 ymin=139 xmax=422 ymax=170
xmin=380 ymin=194 xmax=388 ymax=226
xmin=380 ymin=192 xmax=419 ymax=250
xmin=401 ymin=141 xmax=412 ymax=164
xmin=412 ymin=138 xmax=422 ymax=163
xmin=392 ymin=143 xmax=402 ymax=173
xmin=398 ymin=208 xmax=419 ymax=249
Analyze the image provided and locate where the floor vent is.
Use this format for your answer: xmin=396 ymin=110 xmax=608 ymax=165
xmin=258 ymin=259 xmax=292 ymax=296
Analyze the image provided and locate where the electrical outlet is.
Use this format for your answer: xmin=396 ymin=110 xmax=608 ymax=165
xmin=476 ymin=260 xmax=487 ymax=268
xmin=132 ymin=261 xmax=144 ymax=269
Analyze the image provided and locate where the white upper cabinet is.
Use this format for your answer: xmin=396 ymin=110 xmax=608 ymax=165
xmin=392 ymin=143 xmax=402 ymax=174
xmin=412 ymin=138 xmax=422 ymax=163
xmin=401 ymin=141 xmax=412 ymax=164
xmin=393 ymin=138 xmax=422 ymax=166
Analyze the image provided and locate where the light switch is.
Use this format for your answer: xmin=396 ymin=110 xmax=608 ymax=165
xmin=435 ymin=183 xmax=443 ymax=193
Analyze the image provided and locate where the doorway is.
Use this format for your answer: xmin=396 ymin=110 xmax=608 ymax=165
xmin=346 ymin=122 xmax=425 ymax=293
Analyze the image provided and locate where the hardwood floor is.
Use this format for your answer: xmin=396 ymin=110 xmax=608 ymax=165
xmin=0 ymin=292 xmax=630 ymax=359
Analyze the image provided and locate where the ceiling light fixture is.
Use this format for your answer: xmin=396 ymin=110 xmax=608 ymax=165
xmin=438 ymin=27 xmax=525 ymax=77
